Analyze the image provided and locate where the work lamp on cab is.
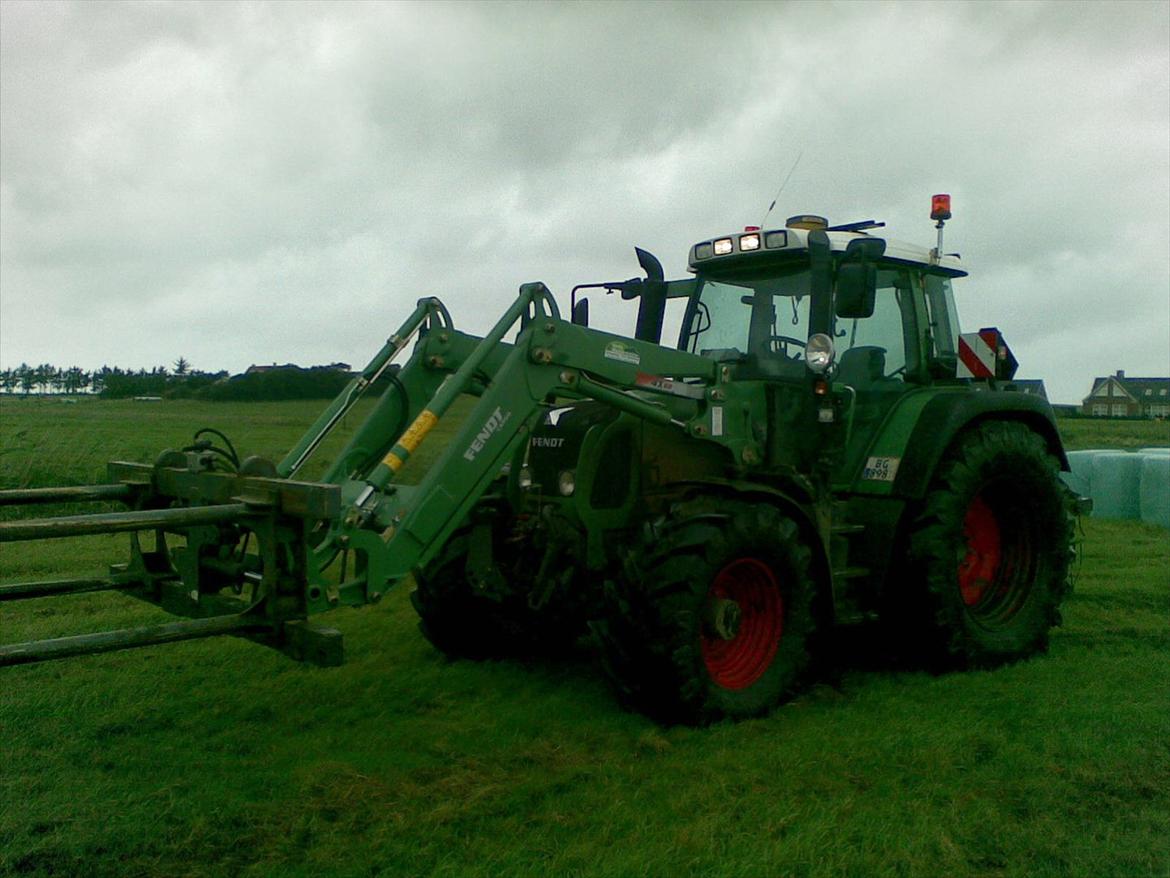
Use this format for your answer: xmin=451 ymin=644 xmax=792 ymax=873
xmin=713 ymin=238 xmax=734 ymax=256
xmin=804 ymin=333 xmax=835 ymax=373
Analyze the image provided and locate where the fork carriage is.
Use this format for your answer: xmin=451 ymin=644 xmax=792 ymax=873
xmin=0 ymin=458 xmax=345 ymax=666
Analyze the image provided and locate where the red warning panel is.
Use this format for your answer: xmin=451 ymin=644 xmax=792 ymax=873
xmin=958 ymin=327 xmax=1018 ymax=380
xmin=958 ymin=331 xmax=997 ymax=379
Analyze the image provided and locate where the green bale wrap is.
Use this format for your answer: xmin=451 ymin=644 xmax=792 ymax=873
xmin=1139 ymin=455 xmax=1170 ymax=528
xmin=1090 ymin=452 xmax=1143 ymax=520
xmin=1061 ymin=449 xmax=1102 ymax=500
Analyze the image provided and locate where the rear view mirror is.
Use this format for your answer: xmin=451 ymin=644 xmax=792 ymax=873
xmin=572 ymin=297 xmax=589 ymax=327
xmin=836 ymin=264 xmax=876 ymax=318
xmin=835 ymin=238 xmax=886 ymax=319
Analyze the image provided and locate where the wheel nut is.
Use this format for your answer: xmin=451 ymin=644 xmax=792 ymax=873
xmin=703 ymin=597 xmax=742 ymax=641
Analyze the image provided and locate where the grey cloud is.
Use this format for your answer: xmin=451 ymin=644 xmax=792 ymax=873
xmin=1 ymin=0 xmax=1167 ymax=406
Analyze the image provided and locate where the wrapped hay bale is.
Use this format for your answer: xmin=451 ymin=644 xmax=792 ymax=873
xmin=1061 ymin=449 xmax=1103 ymax=500
xmin=1139 ymin=454 xmax=1170 ymax=528
xmin=1090 ymin=452 xmax=1143 ymax=520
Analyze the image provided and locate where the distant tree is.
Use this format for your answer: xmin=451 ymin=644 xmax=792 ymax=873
xmin=62 ymin=366 xmax=86 ymax=394
xmin=173 ymin=357 xmax=190 ymax=377
xmin=33 ymin=364 xmax=56 ymax=395
xmin=18 ymin=364 xmax=34 ymax=396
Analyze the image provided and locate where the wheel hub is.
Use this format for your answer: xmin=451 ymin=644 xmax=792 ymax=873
xmin=703 ymin=597 xmax=742 ymax=641
xmin=700 ymin=557 xmax=783 ymax=691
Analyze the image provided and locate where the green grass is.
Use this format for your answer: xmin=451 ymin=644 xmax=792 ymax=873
xmin=0 ymin=396 xmax=378 ymax=490
xmin=1 ymin=399 xmax=1168 ymax=877
xmin=1055 ymin=414 xmax=1170 ymax=451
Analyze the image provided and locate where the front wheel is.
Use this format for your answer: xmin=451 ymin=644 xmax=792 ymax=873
xmin=411 ymin=516 xmax=585 ymax=660
xmin=909 ymin=421 xmax=1074 ymax=665
xmin=595 ymin=499 xmax=816 ymax=724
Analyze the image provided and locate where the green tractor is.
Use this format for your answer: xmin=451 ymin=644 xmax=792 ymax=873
xmin=1 ymin=196 xmax=1077 ymax=724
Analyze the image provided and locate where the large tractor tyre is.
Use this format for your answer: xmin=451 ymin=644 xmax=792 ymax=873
xmin=908 ymin=420 xmax=1074 ymax=666
xmin=411 ymin=525 xmax=585 ymax=660
xmin=596 ymin=499 xmax=816 ymax=724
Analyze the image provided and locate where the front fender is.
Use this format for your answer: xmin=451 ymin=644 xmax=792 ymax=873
xmin=661 ymin=477 xmax=834 ymax=623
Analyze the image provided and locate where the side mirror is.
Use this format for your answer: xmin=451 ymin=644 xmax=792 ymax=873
xmin=835 ymin=238 xmax=886 ymax=319
xmin=571 ymin=297 xmax=589 ymax=327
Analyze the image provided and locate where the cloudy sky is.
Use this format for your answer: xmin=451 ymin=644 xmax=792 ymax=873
xmin=1 ymin=0 xmax=1167 ymax=403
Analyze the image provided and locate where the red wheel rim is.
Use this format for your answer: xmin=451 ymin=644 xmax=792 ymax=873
xmin=700 ymin=558 xmax=783 ymax=690
xmin=959 ymin=494 xmax=1002 ymax=607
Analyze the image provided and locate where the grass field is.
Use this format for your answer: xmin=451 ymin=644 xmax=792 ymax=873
xmin=1 ymin=398 xmax=1168 ymax=877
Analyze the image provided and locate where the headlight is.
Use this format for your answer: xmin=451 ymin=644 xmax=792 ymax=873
xmin=804 ymin=333 xmax=835 ymax=373
xmin=558 ymin=470 xmax=576 ymax=496
xmin=518 ymin=466 xmax=533 ymax=489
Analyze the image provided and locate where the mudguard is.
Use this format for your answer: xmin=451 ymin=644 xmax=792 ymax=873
xmin=845 ymin=387 xmax=1067 ymax=501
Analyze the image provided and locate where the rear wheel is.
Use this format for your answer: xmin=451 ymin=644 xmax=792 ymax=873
xmin=909 ymin=421 xmax=1073 ymax=665
xmin=596 ymin=498 xmax=816 ymax=724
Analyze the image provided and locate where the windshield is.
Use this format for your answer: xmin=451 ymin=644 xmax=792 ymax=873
xmin=679 ymin=267 xmax=812 ymax=363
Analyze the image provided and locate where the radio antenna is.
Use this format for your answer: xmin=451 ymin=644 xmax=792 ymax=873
xmin=762 ymin=149 xmax=803 ymax=228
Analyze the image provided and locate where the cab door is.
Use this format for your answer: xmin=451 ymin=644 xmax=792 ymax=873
xmin=833 ymin=265 xmax=922 ymax=482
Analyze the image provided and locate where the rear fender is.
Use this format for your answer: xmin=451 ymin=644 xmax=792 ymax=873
xmin=847 ymin=389 xmax=1067 ymax=501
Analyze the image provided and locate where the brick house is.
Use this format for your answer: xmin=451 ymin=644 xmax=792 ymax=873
xmin=1081 ymin=370 xmax=1170 ymax=418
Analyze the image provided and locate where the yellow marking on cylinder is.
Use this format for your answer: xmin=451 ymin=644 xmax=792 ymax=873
xmin=400 ymin=409 xmax=438 ymax=452
xmin=380 ymin=409 xmax=439 ymax=470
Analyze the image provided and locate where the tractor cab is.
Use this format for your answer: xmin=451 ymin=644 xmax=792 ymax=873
xmin=677 ymin=206 xmax=973 ymax=478
xmin=682 ymin=213 xmax=967 ymax=382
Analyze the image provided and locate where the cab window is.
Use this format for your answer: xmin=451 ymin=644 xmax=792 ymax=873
xmin=835 ymin=268 xmax=915 ymax=386
xmin=680 ymin=266 xmax=812 ymax=365
xmin=924 ymin=273 xmax=960 ymax=364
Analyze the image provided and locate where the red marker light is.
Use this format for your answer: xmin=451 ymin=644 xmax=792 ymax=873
xmin=931 ymin=193 xmax=952 ymax=221
xmin=744 ymin=225 xmax=760 ymax=232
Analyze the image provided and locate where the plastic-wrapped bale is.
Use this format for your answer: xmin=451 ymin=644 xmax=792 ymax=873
xmin=1139 ymin=454 xmax=1170 ymax=528
xmin=1090 ymin=452 xmax=1144 ymax=520
xmin=1061 ymin=449 xmax=1103 ymax=500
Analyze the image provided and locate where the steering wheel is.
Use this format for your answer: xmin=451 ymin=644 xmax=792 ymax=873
xmin=769 ymin=335 xmax=806 ymax=357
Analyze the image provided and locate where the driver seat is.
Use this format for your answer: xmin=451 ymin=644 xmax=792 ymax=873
xmin=837 ymin=346 xmax=887 ymax=388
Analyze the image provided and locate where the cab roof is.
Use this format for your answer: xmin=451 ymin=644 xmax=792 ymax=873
xmin=688 ymin=227 xmax=967 ymax=278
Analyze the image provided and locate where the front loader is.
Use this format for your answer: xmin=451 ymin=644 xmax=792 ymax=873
xmin=1 ymin=196 xmax=1080 ymax=723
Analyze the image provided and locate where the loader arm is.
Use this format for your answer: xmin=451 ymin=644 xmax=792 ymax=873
xmin=0 ymin=281 xmax=740 ymax=666
xmin=312 ymin=282 xmax=727 ymax=610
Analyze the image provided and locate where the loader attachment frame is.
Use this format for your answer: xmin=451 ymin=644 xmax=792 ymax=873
xmin=1 ymin=280 xmax=729 ymax=667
